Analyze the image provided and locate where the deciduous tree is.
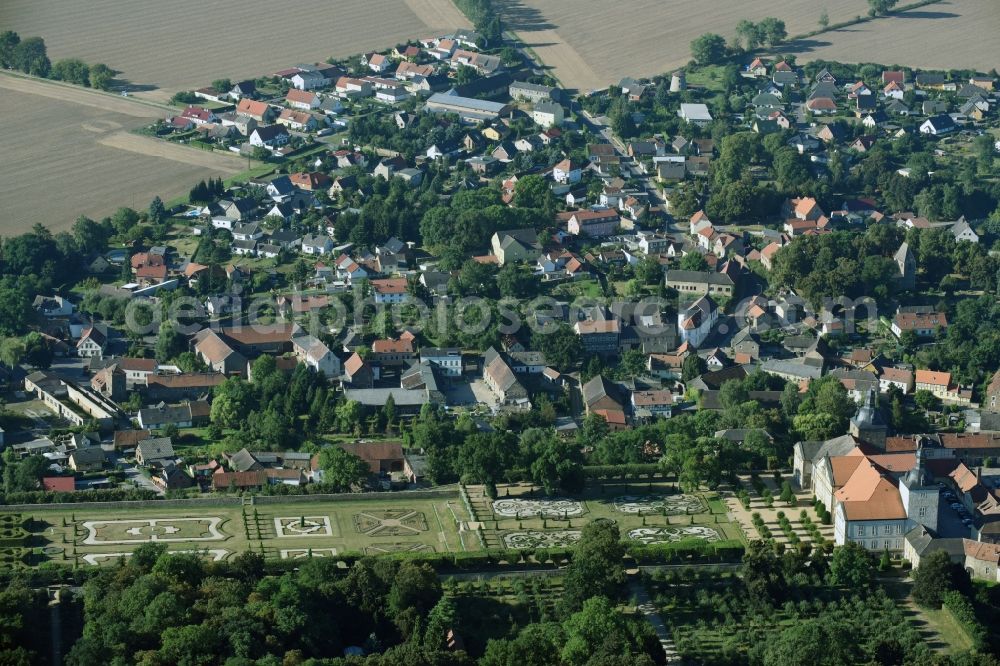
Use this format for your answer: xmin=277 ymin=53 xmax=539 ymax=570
xmin=317 ymin=446 xmax=369 ymax=491
xmin=690 ymin=33 xmax=727 ymax=64
xmin=562 ymin=521 xmax=625 ymax=612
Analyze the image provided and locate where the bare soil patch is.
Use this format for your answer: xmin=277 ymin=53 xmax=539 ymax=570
xmin=98 ymin=132 xmax=244 ymax=172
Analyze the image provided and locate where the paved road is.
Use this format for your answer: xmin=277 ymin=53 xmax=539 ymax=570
xmin=629 ymin=580 xmax=679 ymax=663
xmin=580 ymin=109 xmax=628 ymax=155
xmin=441 ymin=562 xmax=740 ymax=582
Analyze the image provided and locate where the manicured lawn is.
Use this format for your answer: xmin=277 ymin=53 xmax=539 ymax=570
xmin=469 ymin=482 xmax=743 ymax=551
xmin=547 ymin=278 xmax=604 ymax=299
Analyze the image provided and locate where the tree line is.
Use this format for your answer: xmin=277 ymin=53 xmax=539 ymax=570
xmin=0 ymin=31 xmax=115 ymax=90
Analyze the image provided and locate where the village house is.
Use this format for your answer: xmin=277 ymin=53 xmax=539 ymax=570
xmin=509 ymin=81 xmax=558 ymax=103
xmin=482 ymin=348 xmax=530 ymax=408
xmin=631 ymin=390 xmax=673 ymax=420
xmin=236 ymin=99 xmax=276 ymax=123
xmin=291 ymin=334 xmax=340 ymax=377
xmin=135 ymin=437 xmax=176 ymax=466
xmin=372 ymin=334 xmax=416 ymax=366
xmin=301 ymin=234 xmax=333 ymax=255
xmin=371 ymin=278 xmax=408 ymax=304
xmin=914 ymin=370 xmax=968 ymax=405
xmin=532 ymin=101 xmax=564 ymax=129
xmin=581 ymin=375 xmax=627 ymax=430
xmin=919 ymin=114 xmax=956 ymax=136
xmin=951 ymin=218 xmax=979 ymax=243
xmin=892 ymin=311 xmax=948 ymax=338
xmin=566 ymin=209 xmax=620 ymax=237
xmin=249 ymin=125 xmax=291 ymax=150
xmin=285 ymin=88 xmax=320 ymax=110
xmin=420 ymin=348 xmax=462 ymax=377
xmin=574 ymin=319 xmax=620 ymax=355
xmin=879 ymin=366 xmax=914 ymax=394
xmin=75 ymin=323 xmax=114 ymax=359
xmin=677 ymin=296 xmax=718 ymax=348
xmin=277 ymin=109 xmax=320 ymax=131
xmin=987 ymin=370 xmax=1000 ymax=413
xmin=666 ymin=270 xmax=735 ymax=298
xmin=137 ymin=402 xmax=210 ymax=430
xmin=552 ymin=159 xmax=582 ymax=184
xmin=491 ymin=229 xmax=540 ymax=265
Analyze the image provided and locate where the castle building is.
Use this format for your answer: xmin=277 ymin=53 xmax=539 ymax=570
xmin=796 ymin=396 xmax=948 ymax=553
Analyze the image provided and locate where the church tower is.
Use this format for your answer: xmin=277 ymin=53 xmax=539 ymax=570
xmin=899 ymin=440 xmax=939 ymax=533
xmin=850 ymin=388 xmax=888 ymax=449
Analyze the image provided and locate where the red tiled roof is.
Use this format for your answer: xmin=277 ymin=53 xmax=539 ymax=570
xmin=575 ymin=319 xmax=619 ymax=335
xmin=213 ymin=470 xmax=267 ymax=490
xmin=593 ymin=408 xmax=627 ymax=425
xmin=344 ymin=352 xmax=366 ymax=375
xmin=915 ymin=369 xmax=951 ymax=387
xmin=371 ymin=278 xmax=408 ymax=295
xmin=136 ymin=264 xmax=168 ymax=280
xmin=964 ymin=539 xmax=1000 ymax=563
xmin=237 ymin=99 xmax=271 ymax=118
xmin=120 ymin=358 xmax=157 ymax=372
xmin=939 ymin=433 xmax=1000 ymax=451
xmin=286 ymin=89 xmax=315 ymax=104
xmin=894 ymin=312 xmax=948 ymax=331
xmin=373 ymin=338 xmax=414 ymax=354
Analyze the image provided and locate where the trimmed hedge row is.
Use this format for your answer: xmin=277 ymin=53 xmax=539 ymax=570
xmin=942 ymin=591 xmax=988 ymax=650
xmin=626 ymin=539 xmax=745 ymax=564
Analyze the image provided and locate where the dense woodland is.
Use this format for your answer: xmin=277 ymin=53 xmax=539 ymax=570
xmin=2 ymin=528 xmax=997 ymax=664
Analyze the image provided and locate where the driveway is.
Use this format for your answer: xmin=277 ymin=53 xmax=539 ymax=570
xmin=122 ymin=462 xmax=163 ymax=495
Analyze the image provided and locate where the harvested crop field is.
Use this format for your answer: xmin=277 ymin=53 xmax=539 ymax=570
xmin=0 ymin=75 xmax=243 ymax=235
xmin=497 ymin=0 xmax=998 ymax=92
xmin=0 ymin=0 xmax=469 ymax=102
xmin=495 ymin=0 xmax=872 ymax=92
xmin=783 ymin=0 xmax=1000 ymax=73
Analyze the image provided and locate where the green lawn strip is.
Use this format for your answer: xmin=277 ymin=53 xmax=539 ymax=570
xmin=921 ymin=607 xmax=976 ymax=654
